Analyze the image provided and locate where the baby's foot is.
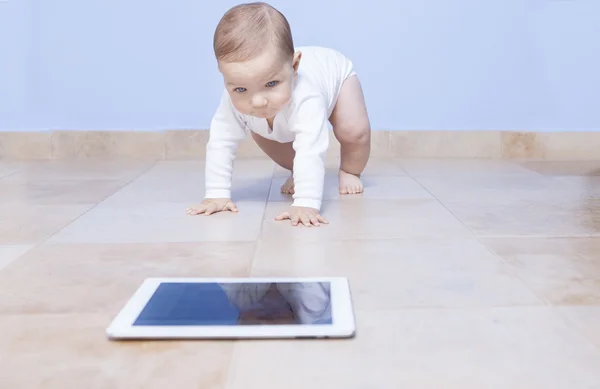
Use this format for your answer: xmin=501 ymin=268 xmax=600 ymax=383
xmin=339 ymin=170 xmax=364 ymax=195
xmin=281 ymin=175 xmax=295 ymax=194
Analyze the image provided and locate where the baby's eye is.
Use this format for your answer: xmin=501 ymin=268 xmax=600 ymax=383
xmin=265 ymin=81 xmax=279 ymax=88
xmin=234 ymin=87 xmax=247 ymax=93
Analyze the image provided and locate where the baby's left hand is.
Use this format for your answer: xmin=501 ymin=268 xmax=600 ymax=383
xmin=275 ymin=206 xmax=328 ymax=227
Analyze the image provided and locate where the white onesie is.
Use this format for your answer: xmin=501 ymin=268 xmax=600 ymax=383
xmin=204 ymin=46 xmax=356 ymax=211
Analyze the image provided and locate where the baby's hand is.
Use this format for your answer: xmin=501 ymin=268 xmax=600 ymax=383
xmin=275 ymin=206 xmax=328 ymax=227
xmin=186 ymin=198 xmax=238 ymax=216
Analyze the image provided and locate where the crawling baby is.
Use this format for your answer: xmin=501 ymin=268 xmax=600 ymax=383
xmin=187 ymin=2 xmax=371 ymax=227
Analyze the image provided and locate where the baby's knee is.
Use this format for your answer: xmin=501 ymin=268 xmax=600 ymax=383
xmin=335 ymin=122 xmax=371 ymax=145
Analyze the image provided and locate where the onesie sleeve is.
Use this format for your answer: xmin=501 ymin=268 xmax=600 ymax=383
xmin=288 ymin=93 xmax=330 ymax=211
xmin=204 ymin=90 xmax=248 ymax=199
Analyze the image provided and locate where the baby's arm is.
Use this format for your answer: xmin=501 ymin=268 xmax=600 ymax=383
xmin=187 ymin=91 xmax=247 ymax=216
xmin=205 ymin=91 xmax=247 ymax=199
xmin=289 ymin=93 xmax=330 ymax=211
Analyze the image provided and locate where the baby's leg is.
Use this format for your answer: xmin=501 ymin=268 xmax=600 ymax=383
xmin=251 ymin=132 xmax=296 ymax=194
xmin=329 ymin=75 xmax=371 ymax=194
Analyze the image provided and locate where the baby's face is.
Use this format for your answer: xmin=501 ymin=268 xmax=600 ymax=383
xmin=218 ymin=47 xmax=301 ymax=119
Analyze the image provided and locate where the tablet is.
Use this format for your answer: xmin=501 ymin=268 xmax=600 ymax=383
xmin=106 ymin=277 xmax=356 ymax=340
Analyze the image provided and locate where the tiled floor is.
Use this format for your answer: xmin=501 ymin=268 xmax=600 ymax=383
xmin=1 ymin=157 xmax=600 ymax=388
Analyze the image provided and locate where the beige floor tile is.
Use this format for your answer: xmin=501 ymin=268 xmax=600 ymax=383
xmin=560 ymin=306 xmax=600 ymax=348
xmin=268 ymin=174 xmax=433 ymax=202
xmin=0 ymin=313 xmax=233 ymax=389
xmin=482 ymin=238 xmax=600 ymax=305
xmin=399 ymin=158 xmax=539 ymax=177
xmin=0 ymin=175 xmax=129 ymax=205
xmin=0 ymin=162 xmax=21 ymax=179
xmin=414 ymin=174 xmax=600 ymax=237
xmin=0 ymin=203 xmax=93 ymax=245
xmin=554 ymin=176 xmax=600 ymax=198
xmin=0 ymin=242 xmax=254 ymax=314
xmin=251 ymin=238 xmax=540 ymax=309
xmin=352 ymin=157 xmax=406 ymax=176
xmin=2 ymin=158 xmax=600 ymax=387
xmin=144 ymin=159 xmax=275 ymax=179
xmin=0 ymin=245 xmax=31 ymax=271
xmin=102 ymin=177 xmax=271 ymax=205
xmin=47 ymin=200 xmax=266 ymax=243
xmin=520 ymin=161 xmax=600 ymax=177
xmin=443 ymin=199 xmax=600 ymax=237
xmin=415 ymin=173 xmax=568 ymax=203
xmin=13 ymin=160 xmax=154 ymax=181
xmin=226 ymin=307 xmax=600 ymax=389
xmin=102 ymin=160 xmax=273 ymax=206
xmin=274 ymin=157 xmax=408 ymax=177
xmin=260 ymin=199 xmax=473 ymax=241
xmin=104 ymin=177 xmax=271 ymax=206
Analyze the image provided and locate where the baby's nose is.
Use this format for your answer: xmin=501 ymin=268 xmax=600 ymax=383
xmin=251 ymin=95 xmax=268 ymax=108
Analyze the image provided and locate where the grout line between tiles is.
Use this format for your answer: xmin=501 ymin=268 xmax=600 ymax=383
xmin=478 ymin=245 xmax=552 ymax=307
xmin=551 ymin=306 xmax=600 ymax=352
xmin=250 ymin=164 xmax=277 ymax=272
xmin=0 ymin=245 xmax=34 ymax=273
xmin=401 ymin=166 xmax=552 ymax=307
xmin=23 ymin=161 xmax=160 ymax=249
xmin=0 ymin=168 xmax=22 ymax=181
xmin=399 ymin=170 xmax=482 ymax=240
xmin=223 ymin=338 xmax=241 ymax=389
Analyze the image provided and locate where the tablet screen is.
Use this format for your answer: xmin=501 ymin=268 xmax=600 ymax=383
xmin=133 ymin=282 xmax=332 ymax=326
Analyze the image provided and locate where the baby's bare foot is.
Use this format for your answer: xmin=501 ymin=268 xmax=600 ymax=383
xmin=281 ymin=175 xmax=295 ymax=194
xmin=339 ymin=170 xmax=364 ymax=195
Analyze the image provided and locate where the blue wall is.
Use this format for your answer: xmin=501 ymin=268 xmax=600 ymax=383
xmin=1 ymin=0 xmax=599 ymax=131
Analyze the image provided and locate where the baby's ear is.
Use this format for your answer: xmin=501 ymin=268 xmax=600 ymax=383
xmin=292 ymin=51 xmax=302 ymax=73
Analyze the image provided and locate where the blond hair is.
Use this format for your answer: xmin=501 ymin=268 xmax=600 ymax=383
xmin=213 ymin=2 xmax=295 ymax=63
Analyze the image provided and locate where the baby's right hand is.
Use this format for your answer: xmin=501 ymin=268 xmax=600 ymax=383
xmin=186 ymin=198 xmax=238 ymax=216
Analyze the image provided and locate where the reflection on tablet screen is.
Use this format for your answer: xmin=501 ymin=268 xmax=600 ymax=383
xmin=133 ymin=282 xmax=332 ymax=326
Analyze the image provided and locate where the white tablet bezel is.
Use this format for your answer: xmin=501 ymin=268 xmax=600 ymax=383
xmin=106 ymin=277 xmax=356 ymax=340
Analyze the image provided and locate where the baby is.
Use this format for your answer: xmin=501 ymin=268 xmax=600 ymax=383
xmin=187 ymin=2 xmax=371 ymax=227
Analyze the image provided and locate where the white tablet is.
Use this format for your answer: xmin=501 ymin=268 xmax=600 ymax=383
xmin=106 ymin=277 xmax=356 ymax=340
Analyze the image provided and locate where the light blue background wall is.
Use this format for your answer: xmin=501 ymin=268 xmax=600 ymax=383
xmin=1 ymin=0 xmax=599 ymax=132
